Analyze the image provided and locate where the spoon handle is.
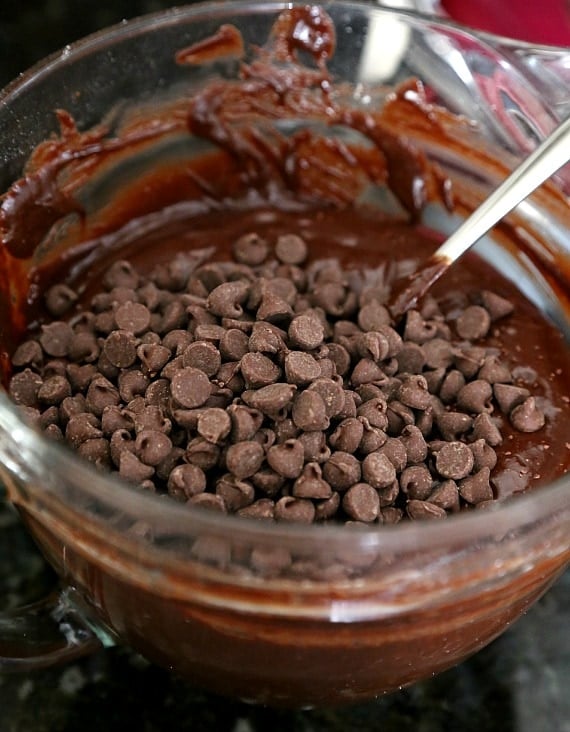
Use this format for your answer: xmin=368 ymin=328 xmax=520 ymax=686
xmin=435 ymin=115 xmax=570 ymax=265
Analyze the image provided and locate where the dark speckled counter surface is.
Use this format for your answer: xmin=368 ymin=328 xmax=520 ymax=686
xmin=0 ymin=3 xmax=569 ymax=730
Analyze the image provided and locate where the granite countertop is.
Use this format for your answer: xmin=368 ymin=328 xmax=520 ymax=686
xmin=1 ymin=2 xmax=570 ymax=731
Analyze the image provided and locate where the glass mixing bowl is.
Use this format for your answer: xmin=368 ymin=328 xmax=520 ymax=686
xmin=0 ymin=0 xmax=569 ymax=707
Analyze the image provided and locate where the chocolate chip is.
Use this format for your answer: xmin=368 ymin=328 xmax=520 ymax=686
xmin=68 ymin=331 xmax=100 ymax=363
xmin=118 ymin=370 xmax=149 ymax=402
xmin=458 ymin=467 xmax=493 ymax=504
xmin=403 ymin=310 xmax=438 ymax=344
xmin=251 ymin=468 xmax=285 ymax=496
xmin=219 ymin=328 xmax=250 ymax=361
xmin=185 ymin=437 xmax=220 ymax=470
xmin=228 ymin=404 xmax=264 ymax=442
xmin=160 ymin=330 xmax=192 ymax=355
xmin=101 ymin=406 xmax=133 ymax=435
xmin=102 ymin=330 xmax=138 ymax=368
xmin=267 ymin=439 xmax=304 ymax=479
xmin=322 ymin=451 xmax=361 ymax=491
xmin=422 ymin=339 xmax=454 ymax=369
xmin=400 ymin=465 xmax=433 ymax=500
xmin=167 ymin=464 xmax=207 ymax=500
xmin=225 ymin=440 xmax=265 ymax=479
xmin=456 ymin=380 xmax=493 ymax=414
xmin=293 ymin=463 xmax=332 ymax=499
xmin=358 ymin=420 xmax=388 ymax=454
xmin=342 ymin=483 xmax=380 ymax=522
xmin=288 ymin=313 xmax=325 ymax=350
xmin=395 ymin=342 xmax=425 ymax=374
xmin=357 ymin=397 xmax=388 ymax=430
xmin=182 ymin=341 xmax=221 ymax=377
xmin=77 ymin=437 xmax=111 ymax=468
xmin=244 ymin=382 xmax=297 ymax=419
xmin=119 ymin=450 xmax=155 ymax=483
xmin=215 ymin=474 xmax=255 ymax=511
xmin=478 ymin=356 xmax=513 ymax=385
xmin=438 ymin=369 xmax=466 ymax=403
xmin=428 ymin=480 xmax=460 ymax=511
xmin=240 ymin=352 xmax=281 ymax=388
xmin=206 ymin=280 xmax=250 ymax=318
xmin=372 ymin=482 xmax=396 ymax=512
xmin=436 ymin=412 xmax=473 ymax=441
xmin=145 ymin=378 xmax=171 ymax=408
xmin=103 ymin=260 xmax=140 ymax=290
xmin=284 ymin=351 xmax=321 ymax=385
xmin=322 ymin=283 xmax=354 ymax=317
xmin=355 ymin=331 xmax=390 ymax=362
xmin=170 ymin=367 xmax=212 ymax=408
xmin=455 ymin=305 xmax=491 ymax=340
xmin=238 ymin=498 xmax=275 ymax=521
xmin=132 ymin=404 xmax=171 ymax=434
xmin=233 ymin=232 xmax=269 ymax=266
xmin=59 ymin=394 xmax=87 ymax=424
xmin=376 ymin=437 xmax=407 ymax=472
xmin=86 ymin=377 xmax=120 ymax=417
xmin=256 ymin=291 xmax=294 ymax=324
xmin=66 ymin=363 xmax=97 ymax=392
xmin=43 ymin=423 xmax=64 ymax=441
xmin=329 ymin=417 xmax=364 ymax=453
xmin=493 ymin=383 xmax=530 ymax=414
xmin=471 ymin=413 xmax=503 ymax=446
xmin=350 ymin=357 xmax=386 ymax=387
xmin=275 ymin=233 xmax=308 ymax=265
xmin=197 ymin=408 xmax=232 ymax=444
xmin=297 ymin=430 xmax=330 ymax=463
xmin=274 ymin=496 xmax=315 ymax=523
xmin=159 ymin=300 xmax=188 ymax=333
xmin=386 ymin=400 xmax=415 ymax=435
xmin=37 ymin=374 xmax=72 ymax=405
xmin=434 ymin=441 xmax=474 ymax=480
xmin=114 ymin=301 xmax=151 ymax=334
xmin=454 ymin=345 xmax=486 ymax=379
xmin=40 ymin=322 xmax=73 ymax=358
xmin=357 ymin=300 xmax=390 ymax=331
xmin=135 ymin=429 xmax=173 ymax=466
xmin=12 ymin=340 xmax=44 ymax=368
xmin=469 ymin=438 xmax=498 ymax=471
xmin=381 ymin=507 xmax=404 ymax=524
xmin=480 ymin=290 xmax=514 ymax=321
xmin=397 ymin=374 xmax=430 ymax=410
xmin=399 ymin=424 xmax=428 ymax=464
xmin=314 ymin=491 xmax=341 ymax=521
xmin=510 ymin=397 xmax=545 ymax=432
xmin=307 ymin=377 xmax=345 ymax=418
xmin=249 ymin=321 xmax=287 ymax=354
xmin=188 ymin=492 xmax=227 ymax=512
xmin=45 ymin=284 xmax=78 ymax=317
xmin=362 ymin=452 xmax=396 ymax=489
xmin=292 ymin=390 xmax=329 ymax=431
xmin=65 ymin=413 xmax=102 ymax=447
xmin=406 ymin=500 xmax=446 ymax=520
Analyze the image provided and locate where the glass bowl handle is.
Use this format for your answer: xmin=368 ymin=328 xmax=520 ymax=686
xmin=0 ymin=479 xmax=108 ymax=671
xmin=0 ymin=585 xmax=105 ymax=671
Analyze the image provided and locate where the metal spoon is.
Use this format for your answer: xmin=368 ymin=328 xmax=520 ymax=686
xmin=389 ymin=115 xmax=570 ymax=318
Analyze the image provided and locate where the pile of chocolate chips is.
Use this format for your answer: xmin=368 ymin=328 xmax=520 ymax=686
xmin=8 ymin=230 xmax=546 ymax=524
